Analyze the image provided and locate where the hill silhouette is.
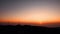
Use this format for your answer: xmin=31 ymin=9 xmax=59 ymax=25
xmin=0 ymin=24 xmax=60 ymax=34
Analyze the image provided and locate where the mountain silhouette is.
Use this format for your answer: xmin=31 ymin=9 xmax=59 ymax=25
xmin=0 ymin=24 xmax=60 ymax=34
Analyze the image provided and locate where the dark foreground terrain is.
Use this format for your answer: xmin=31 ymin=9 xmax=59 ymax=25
xmin=0 ymin=25 xmax=60 ymax=34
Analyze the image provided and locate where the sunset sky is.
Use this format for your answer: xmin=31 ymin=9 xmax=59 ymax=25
xmin=0 ymin=0 xmax=60 ymax=25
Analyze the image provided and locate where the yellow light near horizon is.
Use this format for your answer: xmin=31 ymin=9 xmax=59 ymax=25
xmin=19 ymin=13 xmax=59 ymax=23
xmin=0 ymin=5 xmax=60 ymax=24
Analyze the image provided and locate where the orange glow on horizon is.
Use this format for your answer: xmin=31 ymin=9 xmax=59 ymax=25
xmin=0 ymin=18 xmax=60 ymax=23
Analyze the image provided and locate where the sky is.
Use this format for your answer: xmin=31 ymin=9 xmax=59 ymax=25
xmin=0 ymin=0 xmax=60 ymax=26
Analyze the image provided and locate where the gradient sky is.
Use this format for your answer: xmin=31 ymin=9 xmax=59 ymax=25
xmin=0 ymin=0 xmax=60 ymax=25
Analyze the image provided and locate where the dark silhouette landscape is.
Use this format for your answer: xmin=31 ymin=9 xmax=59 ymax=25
xmin=0 ymin=22 xmax=60 ymax=34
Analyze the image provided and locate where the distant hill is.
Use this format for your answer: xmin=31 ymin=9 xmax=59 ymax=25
xmin=0 ymin=22 xmax=60 ymax=28
xmin=0 ymin=25 xmax=60 ymax=34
